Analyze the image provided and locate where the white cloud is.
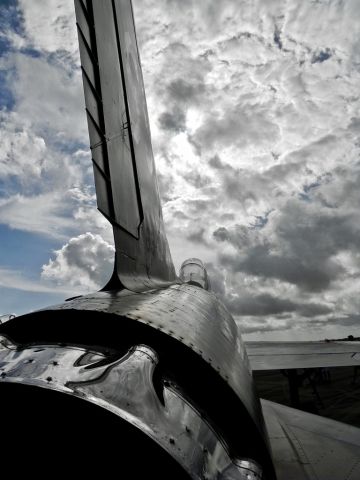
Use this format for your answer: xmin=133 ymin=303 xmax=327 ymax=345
xmin=18 ymin=0 xmax=79 ymax=60
xmin=41 ymin=232 xmax=115 ymax=291
xmin=0 ymin=267 xmax=74 ymax=295
xmin=6 ymin=53 xmax=87 ymax=144
xmin=130 ymin=0 xmax=360 ymax=338
xmin=0 ymin=115 xmax=47 ymax=181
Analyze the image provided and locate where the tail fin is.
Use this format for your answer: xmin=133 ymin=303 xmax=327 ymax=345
xmin=74 ymin=0 xmax=176 ymax=291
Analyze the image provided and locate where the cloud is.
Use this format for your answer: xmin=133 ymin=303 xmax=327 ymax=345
xmin=158 ymin=108 xmax=186 ymax=133
xmin=190 ymin=103 xmax=281 ymax=154
xmin=17 ymin=0 xmax=78 ymax=61
xmin=167 ymin=78 xmax=206 ymax=103
xmin=41 ymin=232 xmax=115 ymax=291
xmin=7 ymin=53 xmax=87 ymax=144
xmin=0 ymin=267 xmax=73 ymax=294
xmin=0 ymin=115 xmax=47 ymax=181
xmin=215 ymin=199 xmax=360 ymax=293
xmin=225 ymin=292 xmax=332 ymax=318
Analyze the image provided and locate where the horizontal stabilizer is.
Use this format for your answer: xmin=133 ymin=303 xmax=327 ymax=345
xmin=75 ymin=0 xmax=176 ymax=291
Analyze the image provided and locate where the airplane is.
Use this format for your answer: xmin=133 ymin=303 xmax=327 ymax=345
xmin=1 ymin=1 xmax=360 ymax=478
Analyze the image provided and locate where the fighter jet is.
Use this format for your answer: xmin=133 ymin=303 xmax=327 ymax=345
xmin=1 ymin=2 xmax=360 ymax=479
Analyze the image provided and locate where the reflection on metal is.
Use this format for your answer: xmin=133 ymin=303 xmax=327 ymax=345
xmin=179 ymin=258 xmax=210 ymax=290
xmin=21 ymin=284 xmax=259 ymax=431
xmin=0 ymin=314 xmax=15 ymax=325
xmin=0 ymin=282 xmax=275 ymax=476
xmin=0 ymin=337 xmax=262 ymax=479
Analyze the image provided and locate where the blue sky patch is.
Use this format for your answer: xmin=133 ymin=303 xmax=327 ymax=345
xmin=0 ymin=1 xmax=24 ymax=55
xmin=312 ymin=48 xmax=332 ymax=64
xmin=0 ymin=224 xmax=63 ymax=274
xmin=0 ymin=286 xmax=68 ymax=315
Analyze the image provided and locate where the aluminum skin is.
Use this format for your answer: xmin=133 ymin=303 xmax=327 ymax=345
xmin=0 ymin=339 xmax=263 ymax=479
xmin=0 ymin=283 xmax=275 ymax=477
xmin=75 ymin=0 xmax=176 ymax=291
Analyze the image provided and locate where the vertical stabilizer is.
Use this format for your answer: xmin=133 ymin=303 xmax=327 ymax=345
xmin=75 ymin=0 xmax=176 ymax=291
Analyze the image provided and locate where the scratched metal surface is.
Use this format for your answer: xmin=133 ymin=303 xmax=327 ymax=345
xmin=0 ymin=340 xmax=262 ymax=479
xmin=75 ymin=0 xmax=176 ymax=291
xmin=42 ymin=285 xmax=260 ymax=425
xmin=8 ymin=284 xmax=265 ymax=439
xmin=0 ymin=283 xmax=277 ymax=476
xmin=262 ymin=399 xmax=360 ymax=480
xmin=246 ymin=341 xmax=360 ymax=370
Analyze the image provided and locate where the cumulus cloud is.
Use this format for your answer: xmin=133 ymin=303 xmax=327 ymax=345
xmin=41 ymin=232 xmax=115 ymax=291
xmin=18 ymin=0 xmax=79 ymax=61
xmin=7 ymin=53 xmax=87 ymax=144
xmin=0 ymin=116 xmax=46 ymax=181
xmin=131 ymin=0 xmax=360 ymax=338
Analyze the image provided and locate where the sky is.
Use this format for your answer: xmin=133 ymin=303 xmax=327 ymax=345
xmin=0 ymin=0 xmax=360 ymax=341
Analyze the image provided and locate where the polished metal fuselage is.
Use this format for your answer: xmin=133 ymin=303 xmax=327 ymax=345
xmin=0 ymin=283 xmax=276 ymax=478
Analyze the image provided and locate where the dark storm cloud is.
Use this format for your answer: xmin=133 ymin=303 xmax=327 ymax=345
xmin=208 ymin=155 xmax=309 ymax=208
xmin=213 ymin=226 xmax=229 ymax=242
xmin=220 ymin=246 xmax=340 ymax=292
xmin=276 ymin=201 xmax=360 ymax=260
xmin=334 ymin=314 xmax=360 ymax=327
xmin=213 ymin=180 xmax=360 ymax=292
xmin=214 ymin=216 xmax=357 ymax=293
xmin=182 ymin=170 xmax=211 ymax=188
xmin=158 ymin=107 xmax=186 ymax=133
xmin=155 ymin=43 xmax=210 ymax=137
xmin=186 ymin=227 xmax=207 ymax=244
xmin=208 ymin=155 xmax=225 ymax=170
xmin=213 ymin=224 xmax=259 ymax=250
xmin=173 ymin=210 xmax=188 ymax=220
xmin=167 ymin=78 xmax=205 ymax=103
xmin=299 ymin=302 xmax=333 ymax=318
xmin=226 ymin=293 xmax=297 ymax=316
xmin=191 ymin=103 xmax=280 ymax=152
xmin=224 ymin=292 xmax=332 ymax=318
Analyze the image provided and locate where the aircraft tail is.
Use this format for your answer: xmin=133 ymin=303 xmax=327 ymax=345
xmin=74 ymin=0 xmax=176 ymax=291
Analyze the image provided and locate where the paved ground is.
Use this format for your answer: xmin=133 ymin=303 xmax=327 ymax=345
xmin=254 ymin=366 xmax=360 ymax=427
